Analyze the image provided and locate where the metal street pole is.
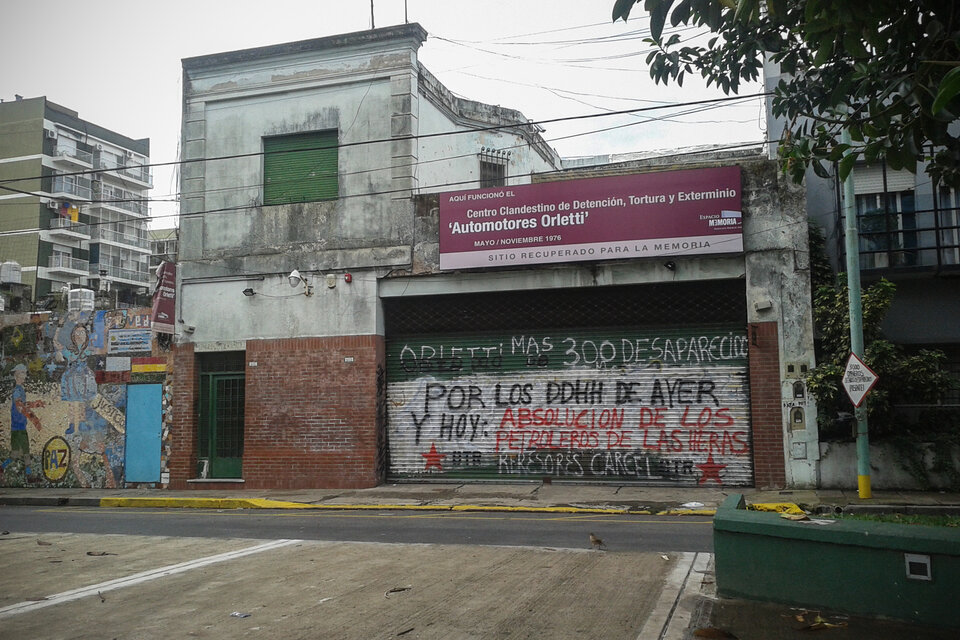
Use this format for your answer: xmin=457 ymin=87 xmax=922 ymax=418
xmin=841 ymin=129 xmax=872 ymax=499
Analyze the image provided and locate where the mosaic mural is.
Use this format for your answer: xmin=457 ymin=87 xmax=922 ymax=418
xmin=0 ymin=309 xmax=156 ymax=488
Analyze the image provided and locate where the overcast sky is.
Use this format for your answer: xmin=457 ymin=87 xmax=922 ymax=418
xmin=2 ymin=0 xmax=765 ymax=228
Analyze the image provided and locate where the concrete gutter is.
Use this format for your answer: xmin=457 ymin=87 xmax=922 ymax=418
xmin=2 ymin=485 xmax=959 ymax=515
xmin=95 ymin=497 xmax=650 ymax=515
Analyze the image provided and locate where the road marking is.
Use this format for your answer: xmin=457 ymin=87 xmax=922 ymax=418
xmin=635 ymin=552 xmax=713 ymax=640
xmin=0 ymin=538 xmax=301 ymax=619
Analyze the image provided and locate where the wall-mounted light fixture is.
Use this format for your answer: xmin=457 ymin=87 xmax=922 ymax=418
xmin=242 ymin=288 xmax=256 ymax=297
xmin=288 ymin=269 xmax=313 ymax=296
xmin=663 ymin=261 xmax=676 ymax=271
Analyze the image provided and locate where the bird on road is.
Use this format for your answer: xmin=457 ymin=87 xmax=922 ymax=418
xmin=589 ymin=532 xmax=606 ymax=550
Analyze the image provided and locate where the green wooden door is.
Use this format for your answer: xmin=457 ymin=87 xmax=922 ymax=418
xmin=199 ymin=373 xmax=245 ymax=478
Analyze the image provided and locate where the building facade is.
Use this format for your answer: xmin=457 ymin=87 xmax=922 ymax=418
xmin=171 ymin=24 xmax=817 ymax=491
xmin=149 ymin=227 xmax=179 ymax=270
xmin=764 ymin=62 xmax=960 ymax=385
xmin=0 ymin=97 xmax=153 ymax=308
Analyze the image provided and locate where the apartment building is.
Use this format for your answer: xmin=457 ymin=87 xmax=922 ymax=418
xmin=0 ymin=96 xmax=152 ymax=307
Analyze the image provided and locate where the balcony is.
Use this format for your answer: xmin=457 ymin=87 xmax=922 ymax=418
xmin=48 ymin=254 xmax=89 ymax=276
xmin=54 ymin=145 xmax=94 ymax=166
xmin=94 ymin=184 xmax=147 ymax=216
xmin=90 ymin=263 xmax=150 ymax=286
xmin=51 ymin=176 xmax=92 ymax=200
xmin=98 ymin=155 xmax=152 ymax=186
xmin=47 ymin=217 xmax=90 ymax=241
xmin=854 ymin=206 xmax=960 ymax=273
xmin=90 ymin=226 xmax=151 ymax=251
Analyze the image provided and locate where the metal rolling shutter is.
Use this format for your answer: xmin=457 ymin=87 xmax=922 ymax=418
xmin=386 ymin=324 xmax=753 ymax=486
xmin=263 ymin=131 xmax=338 ymax=205
xmin=853 ymin=165 xmax=915 ymax=195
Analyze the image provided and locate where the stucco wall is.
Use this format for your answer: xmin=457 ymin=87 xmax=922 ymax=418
xmin=179 ymin=25 xmax=559 ymax=346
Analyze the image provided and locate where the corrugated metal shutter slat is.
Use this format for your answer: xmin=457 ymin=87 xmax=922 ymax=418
xmin=263 ymin=131 xmax=338 ymax=205
xmin=386 ymin=325 xmax=753 ymax=486
xmin=853 ymin=165 xmax=915 ymax=195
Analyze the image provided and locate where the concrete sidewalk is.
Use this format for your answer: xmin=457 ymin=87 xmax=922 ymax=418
xmin=2 ymin=482 xmax=959 ymax=514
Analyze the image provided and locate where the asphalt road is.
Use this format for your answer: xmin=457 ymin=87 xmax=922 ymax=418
xmin=0 ymin=505 xmax=714 ymax=552
xmin=0 ymin=508 xmax=713 ymax=639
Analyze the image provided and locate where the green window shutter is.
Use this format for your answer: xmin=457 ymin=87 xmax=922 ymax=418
xmin=263 ymin=131 xmax=338 ymax=205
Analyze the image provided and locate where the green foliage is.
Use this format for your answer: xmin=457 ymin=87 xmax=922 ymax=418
xmin=807 ymin=223 xmax=835 ymax=291
xmin=612 ymin=0 xmax=960 ymax=189
xmin=805 ymin=274 xmax=957 ymax=439
xmin=887 ymin=408 xmax=960 ymax=489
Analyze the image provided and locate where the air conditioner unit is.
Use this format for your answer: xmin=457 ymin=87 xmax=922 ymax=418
xmin=45 ymin=129 xmax=57 ymax=139
xmin=96 ymin=144 xmax=104 ymax=151
xmin=46 ymin=200 xmax=59 ymax=210
xmin=124 ymin=150 xmax=134 ymax=158
xmin=68 ymin=288 xmax=95 ymax=312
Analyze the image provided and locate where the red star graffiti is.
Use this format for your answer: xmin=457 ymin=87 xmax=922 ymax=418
xmin=421 ymin=442 xmax=446 ymax=471
xmin=696 ymin=453 xmax=726 ymax=486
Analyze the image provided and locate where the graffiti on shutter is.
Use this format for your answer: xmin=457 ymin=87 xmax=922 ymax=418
xmin=386 ymin=326 xmax=752 ymax=486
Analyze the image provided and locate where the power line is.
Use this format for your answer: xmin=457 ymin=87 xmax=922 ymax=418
xmin=0 ymin=96 xmax=768 ymax=225
xmin=0 ymin=137 xmax=773 ymax=241
xmin=0 ymin=93 xmax=770 ymax=189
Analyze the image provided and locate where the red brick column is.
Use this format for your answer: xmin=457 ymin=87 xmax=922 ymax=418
xmin=748 ymin=322 xmax=787 ymax=488
xmin=167 ymin=341 xmax=197 ymax=489
xmin=243 ymin=335 xmax=385 ymax=489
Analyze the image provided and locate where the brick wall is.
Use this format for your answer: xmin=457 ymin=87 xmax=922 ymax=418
xmin=167 ymin=336 xmax=385 ymax=490
xmin=167 ymin=342 xmax=197 ymax=489
xmin=748 ymin=321 xmax=787 ymax=488
xmin=243 ymin=335 xmax=384 ymax=489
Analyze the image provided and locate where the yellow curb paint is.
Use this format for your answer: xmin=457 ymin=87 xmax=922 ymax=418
xmin=656 ymin=509 xmax=717 ymax=516
xmin=95 ymin=498 xmax=696 ymax=516
xmin=747 ymin=502 xmax=805 ymax=515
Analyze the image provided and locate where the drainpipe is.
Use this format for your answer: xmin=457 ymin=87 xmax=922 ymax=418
xmin=841 ymin=128 xmax=872 ymax=499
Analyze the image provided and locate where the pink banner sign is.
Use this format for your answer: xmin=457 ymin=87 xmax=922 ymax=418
xmin=151 ymin=261 xmax=176 ymax=334
xmin=439 ymin=166 xmax=742 ymax=270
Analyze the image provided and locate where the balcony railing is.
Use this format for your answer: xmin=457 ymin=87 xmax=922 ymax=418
xmin=48 ymin=217 xmax=90 ymax=237
xmin=855 ymin=206 xmax=960 ymax=271
xmin=49 ymin=255 xmax=89 ymax=272
xmin=90 ymin=263 xmax=150 ymax=284
xmin=51 ymin=176 xmax=92 ymax=200
xmin=97 ymin=185 xmax=147 ymax=216
xmin=119 ymin=164 xmax=151 ymax=184
xmin=98 ymin=155 xmax=151 ymax=185
xmin=91 ymin=226 xmax=151 ymax=250
xmin=55 ymin=145 xmax=93 ymax=165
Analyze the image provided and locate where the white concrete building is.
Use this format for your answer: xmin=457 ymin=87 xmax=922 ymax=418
xmin=172 ymin=24 xmax=817 ymax=492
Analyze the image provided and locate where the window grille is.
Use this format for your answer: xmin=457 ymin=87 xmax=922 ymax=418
xmin=479 ymin=147 xmax=510 ymax=188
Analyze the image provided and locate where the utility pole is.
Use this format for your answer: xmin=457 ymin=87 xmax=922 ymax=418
xmin=841 ymin=128 xmax=872 ymax=499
